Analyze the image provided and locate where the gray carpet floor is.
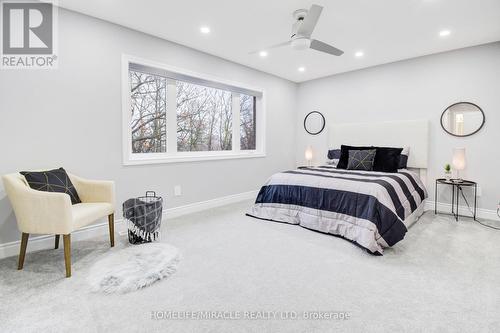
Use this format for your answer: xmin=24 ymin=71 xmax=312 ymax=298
xmin=1 ymin=200 xmax=499 ymax=333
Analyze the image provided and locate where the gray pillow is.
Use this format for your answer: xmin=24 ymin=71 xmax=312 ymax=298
xmin=347 ymin=149 xmax=376 ymax=171
xmin=327 ymin=149 xmax=341 ymax=166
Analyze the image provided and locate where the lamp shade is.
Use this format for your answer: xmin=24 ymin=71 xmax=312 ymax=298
xmin=305 ymin=146 xmax=313 ymax=161
xmin=452 ymin=148 xmax=466 ymax=171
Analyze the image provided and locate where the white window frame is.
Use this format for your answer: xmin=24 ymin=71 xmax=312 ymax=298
xmin=121 ymin=54 xmax=266 ymax=165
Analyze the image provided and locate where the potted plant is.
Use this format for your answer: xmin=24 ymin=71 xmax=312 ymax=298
xmin=444 ymin=163 xmax=452 ymax=181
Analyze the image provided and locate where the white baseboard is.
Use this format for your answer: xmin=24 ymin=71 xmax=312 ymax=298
xmin=424 ymin=200 xmax=499 ymax=221
xmin=0 ymin=219 xmax=126 ymax=260
xmin=0 ymin=190 xmax=258 ymax=260
xmin=164 ymin=190 xmax=258 ymax=219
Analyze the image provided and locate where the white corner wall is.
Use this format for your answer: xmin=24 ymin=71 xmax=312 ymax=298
xmin=0 ymin=9 xmax=298 ymax=245
xmin=296 ymin=42 xmax=500 ymax=211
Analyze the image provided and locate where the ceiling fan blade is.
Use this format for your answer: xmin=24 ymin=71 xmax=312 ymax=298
xmin=310 ymin=39 xmax=344 ymax=56
xmin=296 ymin=4 xmax=323 ymax=37
xmin=248 ymin=41 xmax=291 ymax=54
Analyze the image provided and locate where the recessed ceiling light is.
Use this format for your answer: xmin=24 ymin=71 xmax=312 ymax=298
xmin=355 ymin=51 xmax=364 ymax=58
xmin=439 ymin=29 xmax=451 ymax=37
xmin=259 ymin=51 xmax=268 ymax=57
xmin=200 ymin=26 xmax=211 ymax=34
xmin=298 ymin=66 xmax=306 ymax=72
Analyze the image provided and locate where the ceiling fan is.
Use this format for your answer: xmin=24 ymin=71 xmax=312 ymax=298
xmin=251 ymin=4 xmax=344 ymax=56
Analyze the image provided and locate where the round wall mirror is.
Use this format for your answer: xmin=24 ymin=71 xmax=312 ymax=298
xmin=440 ymin=102 xmax=485 ymax=137
xmin=304 ymin=111 xmax=325 ymax=135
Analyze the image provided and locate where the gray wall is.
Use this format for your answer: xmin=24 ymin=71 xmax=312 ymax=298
xmin=0 ymin=9 xmax=298 ymax=244
xmin=296 ymin=42 xmax=500 ymax=210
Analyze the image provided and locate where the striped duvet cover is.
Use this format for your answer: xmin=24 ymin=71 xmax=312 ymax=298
xmin=247 ymin=166 xmax=427 ymax=254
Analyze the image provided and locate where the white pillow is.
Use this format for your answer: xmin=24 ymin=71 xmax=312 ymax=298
xmin=326 ymin=159 xmax=339 ymax=167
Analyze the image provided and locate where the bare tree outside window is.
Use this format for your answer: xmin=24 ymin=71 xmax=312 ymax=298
xmin=129 ymin=70 xmax=166 ymax=153
xmin=240 ymin=94 xmax=256 ymax=150
xmin=176 ymin=81 xmax=232 ymax=151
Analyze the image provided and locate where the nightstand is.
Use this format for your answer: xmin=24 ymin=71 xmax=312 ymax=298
xmin=434 ymin=179 xmax=477 ymax=221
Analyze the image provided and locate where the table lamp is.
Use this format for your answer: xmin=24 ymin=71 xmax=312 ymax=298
xmin=305 ymin=146 xmax=313 ymax=167
xmin=452 ymin=147 xmax=466 ymax=182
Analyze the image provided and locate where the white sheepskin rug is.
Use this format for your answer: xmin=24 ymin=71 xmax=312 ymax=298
xmin=88 ymin=243 xmax=180 ymax=294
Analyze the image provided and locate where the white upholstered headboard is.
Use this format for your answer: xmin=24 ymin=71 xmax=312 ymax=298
xmin=328 ymin=120 xmax=429 ymax=169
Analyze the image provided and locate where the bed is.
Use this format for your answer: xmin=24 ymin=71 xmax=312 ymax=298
xmin=247 ymin=120 xmax=429 ymax=254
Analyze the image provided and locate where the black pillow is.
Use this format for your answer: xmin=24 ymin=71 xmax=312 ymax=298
xmin=21 ymin=168 xmax=81 ymax=204
xmin=327 ymin=149 xmax=341 ymax=160
xmin=398 ymin=154 xmax=409 ymax=169
xmin=337 ymin=145 xmax=374 ymax=169
xmin=373 ymin=147 xmax=403 ymax=173
xmin=398 ymin=147 xmax=409 ymax=169
xmin=347 ymin=149 xmax=377 ymax=171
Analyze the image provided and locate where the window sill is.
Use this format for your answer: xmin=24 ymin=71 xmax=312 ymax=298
xmin=124 ymin=152 xmax=266 ymax=166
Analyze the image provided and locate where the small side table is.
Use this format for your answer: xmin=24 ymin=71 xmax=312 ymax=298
xmin=435 ymin=179 xmax=477 ymax=221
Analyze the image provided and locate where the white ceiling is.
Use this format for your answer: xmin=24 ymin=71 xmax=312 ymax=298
xmin=58 ymin=0 xmax=500 ymax=82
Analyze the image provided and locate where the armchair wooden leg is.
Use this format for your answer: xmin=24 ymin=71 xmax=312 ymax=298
xmin=108 ymin=213 xmax=115 ymax=247
xmin=55 ymin=235 xmax=60 ymax=249
xmin=63 ymin=234 xmax=71 ymax=278
xmin=18 ymin=233 xmax=29 ymax=270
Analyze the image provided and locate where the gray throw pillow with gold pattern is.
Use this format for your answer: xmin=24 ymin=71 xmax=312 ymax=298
xmin=347 ymin=149 xmax=376 ymax=171
xmin=20 ymin=168 xmax=81 ymax=204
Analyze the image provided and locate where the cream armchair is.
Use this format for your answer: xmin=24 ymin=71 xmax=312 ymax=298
xmin=2 ymin=172 xmax=115 ymax=277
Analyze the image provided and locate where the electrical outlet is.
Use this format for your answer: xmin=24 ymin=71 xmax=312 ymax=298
xmin=476 ymin=186 xmax=482 ymax=197
xmin=174 ymin=185 xmax=182 ymax=196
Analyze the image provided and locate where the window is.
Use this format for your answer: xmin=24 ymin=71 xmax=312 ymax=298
xmin=122 ymin=55 xmax=265 ymax=165
xmin=129 ymin=71 xmax=167 ymax=153
xmin=177 ymin=81 xmax=233 ymax=152
xmin=240 ymin=94 xmax=256 ymax=150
